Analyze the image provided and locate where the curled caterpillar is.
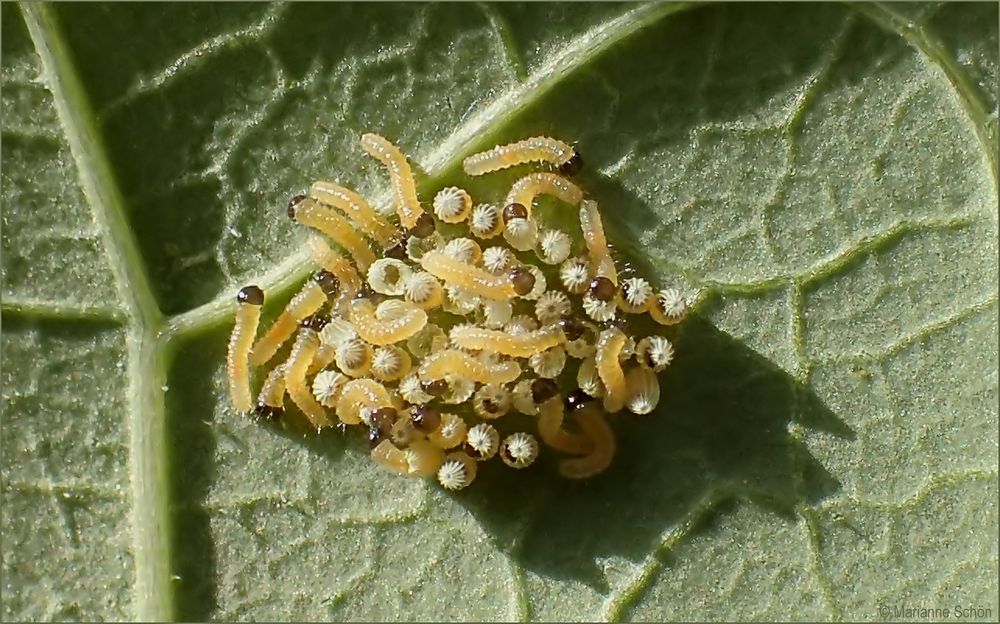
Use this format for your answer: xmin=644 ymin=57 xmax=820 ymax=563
xmin=533 ymin=381 xmax=593 ymax=455
xmin=336 ymin=378 xmax=392 ymax=426
xmin=348 ymin=298 xmax=428 ymax=345
xmin=557 ymin=401 xmax=615 ymax=479
xmin=504 ymin=172 xmax=584 ymax=218
xmin=360 ymin=133 xmax=429 ymax=233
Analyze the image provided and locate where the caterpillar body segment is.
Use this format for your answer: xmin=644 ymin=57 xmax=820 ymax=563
xmin=309 ymin=180 xmax=398 ymax=247
xmin=291 ymin=196 xmax=377 ymax=271
xmin=306 ymin=236 xmax=363 ymax=304
xmin=284 ymin=324 xmax=331 ymax=429
xmin=249 ymin=274 xmax=336 ymax=366
xmin=371 ymin=439 xmax=409 ymax=474
xmin=557 ymin=403 xmax=616 ymax=479
xmin=449 ymin=325 xmax=565 ymax=358
xmin=463 ymin=136 xmax=578 ymax=176
xmin=504 ymin=173 xmax=584 ymax=218
xmin=404 ymin=439 xmax=447 ymax=477
xmin=336 ymin=378 xmax=393 ymax=426
xmin=417 ymin=349 xmax=521 ymax=385
xmin=304 ymin=344 xmax=332 ymax=376
xmin=227 ymin=285 xmax=264 ymax=413
xmin=255 ymin=363 xmax=287 ymax=419
xmin=359 ymin=133 xmax=427 ymax=231
xmin=420 ymin=251 xmax=518 ymax=301
xmin=537 ymin=396 xmax=593 ymax=455
xmin=348 ymin=298 xmax=427 ymax=345
xmin=579 ymin=199 xmax=618 ymax=285
xmin=595 ymin=327 xmax=628 ymax=413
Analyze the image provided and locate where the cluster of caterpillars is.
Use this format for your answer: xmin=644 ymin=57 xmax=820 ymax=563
xmin=226 ymin=134 xmax=688 ymax=489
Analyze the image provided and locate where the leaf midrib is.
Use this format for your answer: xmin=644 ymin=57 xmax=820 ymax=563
xmin=20 ymin=3 xmax=173 ymax=621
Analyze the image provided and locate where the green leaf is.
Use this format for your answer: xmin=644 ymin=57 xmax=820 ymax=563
xmin=2 ymin=2 xmax=996 ymax=621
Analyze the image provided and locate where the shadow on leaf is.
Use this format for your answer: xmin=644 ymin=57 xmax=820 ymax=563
xmin=165 ymin=334 xmax=221 ymax=620
xmin=164 ymin=321 xmax=356 ymax=619
xmin=451 ymin=314 xmax=852 ymax=591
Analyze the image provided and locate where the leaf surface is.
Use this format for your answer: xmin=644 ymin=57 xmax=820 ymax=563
xmin=2 ymin=2 xmax=997 ymax=621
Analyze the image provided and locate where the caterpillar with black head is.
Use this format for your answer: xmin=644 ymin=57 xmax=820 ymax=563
xmin=226 ymin=133 xmax=689 ymax=487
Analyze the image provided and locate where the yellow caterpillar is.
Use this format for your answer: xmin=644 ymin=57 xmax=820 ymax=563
xmin=227 ymin=134 xmax=688 ymax=487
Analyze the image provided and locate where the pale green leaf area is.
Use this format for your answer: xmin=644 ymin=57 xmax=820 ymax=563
xmin=1 ymin=2 xmax=997 ymax=622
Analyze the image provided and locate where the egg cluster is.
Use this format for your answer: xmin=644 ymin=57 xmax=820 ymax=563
xmin=226 ymin=134 xmax=688 ymax=488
